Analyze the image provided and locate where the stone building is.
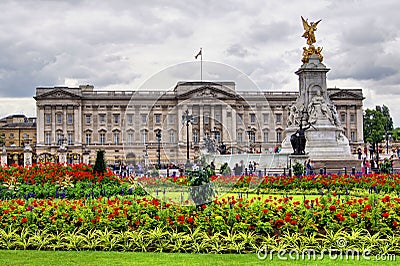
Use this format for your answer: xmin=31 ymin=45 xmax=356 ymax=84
xmin=0 ymin=114 xmax=37 ymax=165
xmin=34 ymin=81 xmax=364 ymax=166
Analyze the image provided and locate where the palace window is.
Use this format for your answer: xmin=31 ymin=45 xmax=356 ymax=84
xmin=204 ymin=113 xmax=209 ymax=124
xmin=263 ymin=132 xmax=269 ymax=142
xmin=85 ymin=115 xmax=91 ymax=125
xmin=341 ymin=114 xmax=346 ymax=123
xmin=127 ymin=133 xmax=133 ymax=145
xmin=215 ymin=131 xmax=221 ymax=143
xmin=127 ymin=114 xmax=133 ymax=124
xmin=155 ymin=114 xmax=161 ymax=124
xmin=193 ymin=131 xmax=199 ymax=143
xmin=56 ymin=114 xmax=62 ymax=124
xmin=67 ymin=114 xmax=73 ymax=125
xmin=276 ymin=132 xmax=282 ymax=142
xmin=350 ymin=114 xmax=355 ymax=123
xmin=141 ymin=115 xmax=147 ymax=124
xmin=142 ymin=131 xmax=148 ymax=144
xmin=85 ymin=134 xmax=91 ymax=145
xmin=237 ymin=132 xmax=243 ymax=143
xmin=113 ymin=114 xmax=120 ymax=124
xmin=250 ymin=114 xmax=256 ymax=124
xmin=168 ymin=114 xmax=175 ymax=124
xmin=45 ymin=114 xmax=51 ymax=125
xmin=215 ymin=114 xmax=221 ymax=123
xmin=99 ymin=114 xmax=106 ymax=124
xmin=169 ymin=131 xmax=175 ymax=143
xmin=45 ymin=133 xmax=51 ymax=145
xmin=100 ymin=133 xmax=106 ymax=145
xmin=275 ymin=114 xmax=282 ymax=124
xmin=113 ymin=132 xmax=120 ymax=144
xmin=263 ymin=114 xmax=269 ymax=124
xmin=237 ymin=114 xmax=243 ymax=125
xmin=350 ymin=131 xmax=356 ymax=141
xmin=67 ymin=133 xmax=73 ymax=145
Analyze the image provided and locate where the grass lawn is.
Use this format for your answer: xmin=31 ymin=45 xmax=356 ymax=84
xmin=0 ymin=251 xmax=397 ymax=266
xmin=147 ymin=190 xmax=322 ymax=205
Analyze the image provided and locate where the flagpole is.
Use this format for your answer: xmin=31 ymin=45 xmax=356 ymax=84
xmin=200 ymin=48 xmax=203 ymax=82
xmin=195 ymin=48 xmax=203 ymax=82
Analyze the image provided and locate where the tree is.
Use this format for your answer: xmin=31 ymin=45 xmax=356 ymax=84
xmin=392 ymin=127 xmax=400 ymax=141
xmin=93 ymin=150 xmax=107 ymax=175
xmin=363 ymin=105 xmax=393 ymax=163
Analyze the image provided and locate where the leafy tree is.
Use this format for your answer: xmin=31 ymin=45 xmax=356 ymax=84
xmin=93 ymin=150 xmax=107 ymax=175
xmin=188 ymin=165 xmax=215 ymax=207
xmin=363 ymin=105 xmax=393 ymax=163
xmin=292 ymin=161 xmax=305 ymax=176
xmin=392 ymin=127 xmax=400 ymax=141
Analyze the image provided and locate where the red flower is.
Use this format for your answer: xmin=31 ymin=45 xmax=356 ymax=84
xmin=284 ymin=216 xmax=291 ymax=223
xmin=262 ymin=209 xmax=268 ymax=213
xmin=335 ymin=213 xmax=346 ymax=222
xmin=201 ymin=204 xmax=207 ymax=209
xmin=350 ymin=213 xmax=358 ymax=218
xmin=290 ymin=220 xmax=297 ymax=225
xmin=392 ymin=221 xmax=398 ymax=227
xmin=235 ymin=214 xmax=240 ymax=220
xmin=363 ymin=204 xmax=372 ymax=212
xmin=21 ymin=217 xmax=28 ymax=223
xmin=155 ymin=215 xmax=160 ymax=220
xmin=3 ymin=210 xmax=9 ymax=214
xmin=382 ymin=212 xmax=390 ymax=218
xmin=187 ymin=217 xmax=194 ymax=223
xmin=382 ymin=196 xmax=391 ymax=203
xmin=329 ymin=205 xmax=337 ymax=212
xmin=178 ymin=215 xmax=185 ymax=222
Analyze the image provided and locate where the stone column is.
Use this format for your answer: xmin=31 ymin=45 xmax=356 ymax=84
xmin=82 ymin=150 xmax=90 ymax=165
xmin=199 ymin=106 xmax=204 ymax=143
xmin=23 ymin=145 xmax=33 ymax=167
xmin=51 ymin=106 xmax=56 ymax=144
xmin=58 ymin=145 xmax=67 ymax=165
xmin=1 ymin=147 xmax=7 ymax=166
xmin=37 ymin=107 xmax=45 ymax=146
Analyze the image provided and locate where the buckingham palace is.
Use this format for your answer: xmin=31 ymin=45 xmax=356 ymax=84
xmin=34 ymin=81 xmax=364 ymax=165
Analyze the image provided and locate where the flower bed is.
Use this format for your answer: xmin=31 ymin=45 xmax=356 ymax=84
xmin=1 ymin=164 xmax=400 ymax=253
xmin=0 ymin=194 xmax=400 ymax=252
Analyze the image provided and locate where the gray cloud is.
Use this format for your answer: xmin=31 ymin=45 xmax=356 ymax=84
xmin=1 ymin=0 xmax=400 ymax=125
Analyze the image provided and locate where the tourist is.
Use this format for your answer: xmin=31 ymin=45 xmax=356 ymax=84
xmin=365 ymin=159 xmax=370 ymax=174
xmin=306 ymin=159 xmax=313 ymax=175
xmin=233 ymin=163 xmax=242 ymax=176
xmin=357 ymin=147 xmax=362 ymax=160
xmin=361 ymin=157 xmax=366 ymax=174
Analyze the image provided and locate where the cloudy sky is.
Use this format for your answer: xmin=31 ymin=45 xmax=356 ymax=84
xmin=1 ymin=0 xmax=400 ymax=126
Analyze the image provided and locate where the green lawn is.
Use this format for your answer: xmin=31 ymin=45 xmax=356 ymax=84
xmin=0 ymin=251 xmax=397 ymax=266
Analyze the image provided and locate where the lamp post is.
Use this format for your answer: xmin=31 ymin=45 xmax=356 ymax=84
xmin=246 ymin=126 xmax=254 ymax=153
xmin=156 ymin=129 xmax=161 ymax=169
xmin=384 ymin=119 xmax=392 ymax=154
xmin=182 ymin=109 xmax=194 ymax=168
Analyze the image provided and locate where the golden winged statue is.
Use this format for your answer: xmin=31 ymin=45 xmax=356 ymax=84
xmin=301 ymin=16 xmax=321 ymax=45
xmin=300 ymin=16 xmax=323 ymax=63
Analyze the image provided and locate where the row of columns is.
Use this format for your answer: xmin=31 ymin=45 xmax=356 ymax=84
xmin=0 ymin=145 xmax=90 ymax=167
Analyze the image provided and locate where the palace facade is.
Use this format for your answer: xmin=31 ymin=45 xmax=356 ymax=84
xmin=34 ymin=81 xmax=364 ymax=165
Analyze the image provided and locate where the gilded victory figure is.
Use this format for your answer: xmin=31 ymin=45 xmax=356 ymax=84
xmin=301 ymin=16 xmax=323 ymax=63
